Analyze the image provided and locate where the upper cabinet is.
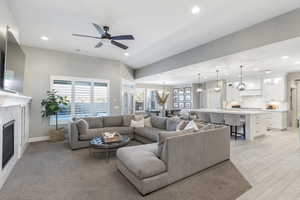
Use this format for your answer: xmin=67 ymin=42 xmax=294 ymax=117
xmin=263 ymin=76 xmax=286 ymax=101
xmin=240 ymin=77 xmax=262 ymax=96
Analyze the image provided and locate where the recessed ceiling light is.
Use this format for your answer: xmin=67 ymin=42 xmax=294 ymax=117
xmin=40 ymin=36 xmax=49 ymax=41
xmin=265 ymin=70 xmax=272 ymax=74
xmin=281 ymin=56 xmax=289 ymax=59
xmin=295 ymin=61 xmax=300 ymax=65
xmin=191 ymin=6 xmax=200 ymax=15
xmin=124 ymin=52 xmax=130 ymax=57
xmin=253 ymin=67 xmax=259 ymax=71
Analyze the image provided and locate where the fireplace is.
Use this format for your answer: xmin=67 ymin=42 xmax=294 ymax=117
xmin=2 ymin=120 xmax=14 ymax=169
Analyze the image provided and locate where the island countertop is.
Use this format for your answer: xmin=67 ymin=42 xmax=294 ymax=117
xmin=190 ymin=108 xmax=268 ymax=115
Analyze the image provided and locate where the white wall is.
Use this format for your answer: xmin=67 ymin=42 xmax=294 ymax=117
xmin=22 ymin=46 xmax=134 ymax=138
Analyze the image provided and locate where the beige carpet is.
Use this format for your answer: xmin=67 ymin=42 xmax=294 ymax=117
xmin=0 ymin=141 xmax=251 ymax=200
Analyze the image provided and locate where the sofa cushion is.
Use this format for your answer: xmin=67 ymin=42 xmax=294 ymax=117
xmin=76 ymin=119 xmax=89 ymax=135
xmin=74 ymin=117 xmax=103 ymax=129
xmin=102 ymin=127 xmax=134 ymax=135
xmin=117 ymin=144 xmax=166 ymax=179
xmin=130 ymin=119 xmax=144 ymax=128
xmin=151 ymin=116 xmax=166 ymax=130
xmin=144 ymin=117 xmax=152 ymax=127
xmin=166 ymin=118 xmax=180 ymax=131
xmin=135 ymin=127 xmax=163 ymax=142
xmin=123 ymin=115 xmax=135 ymax=127
xmin=103 ymin=116 xmax=123 ymax=127
xmin=79 ymin=128 xmax=103 ymax=140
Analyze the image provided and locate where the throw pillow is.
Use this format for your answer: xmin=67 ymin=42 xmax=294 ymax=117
xmin=144 ymin=117 xmax=152 ymax=127
xmin=76 ymin=119 xmax=89 ymax=135
xmin=176 ymin=120 xmax=189 ymax=131
xmin=123 ymin=115 xmax=135 ymax=127
xmin=130 ymin=119 xmax=144 ymax=128
xmin=184 ymin=120 xmax=199 ymax=131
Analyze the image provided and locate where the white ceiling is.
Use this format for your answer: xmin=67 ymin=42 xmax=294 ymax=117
xmin=8 ymin=0 xmax=300 ymax=68
xmin=136 ymin=37 xmax=300 ymax=85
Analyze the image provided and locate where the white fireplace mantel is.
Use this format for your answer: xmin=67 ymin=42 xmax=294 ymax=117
xmin=0 ymin=91 xmax=32 ymax=190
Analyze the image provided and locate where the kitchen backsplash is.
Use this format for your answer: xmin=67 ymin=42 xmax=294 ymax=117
xmin=228 ymin=96 xmax=288 ymax=110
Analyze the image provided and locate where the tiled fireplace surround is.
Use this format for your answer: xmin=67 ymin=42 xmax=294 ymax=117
xmin=0 ymin=92 xmax=31 ymax=189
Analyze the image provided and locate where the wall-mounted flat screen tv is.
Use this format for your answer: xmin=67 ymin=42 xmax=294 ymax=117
xmin=3 ymin=29 xmax=26 ymax=93
xmin=0 ymin=30 xmax=5 ymax=89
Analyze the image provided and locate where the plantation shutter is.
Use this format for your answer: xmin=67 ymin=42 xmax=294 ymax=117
xmin=51 ymin=80 xmax=72 ymax=124
xmin=94 ymin=82 xmax=109 ymax=116
xmin=74 ymin=81 xmax=92 ymax=118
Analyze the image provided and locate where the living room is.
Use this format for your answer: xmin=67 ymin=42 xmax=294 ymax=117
xmin=1 ymin=0 xmax=300 ymax=199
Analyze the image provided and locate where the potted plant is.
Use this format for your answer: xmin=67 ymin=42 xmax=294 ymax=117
xmin=41 ymin=90 xmax=69 ymax=142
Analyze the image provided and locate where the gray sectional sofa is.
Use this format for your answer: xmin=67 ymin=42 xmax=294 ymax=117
xmin=68 ymin=115 xmax=176 ymax=150
xmin=69 ymin=115 xmax=231 ymax=195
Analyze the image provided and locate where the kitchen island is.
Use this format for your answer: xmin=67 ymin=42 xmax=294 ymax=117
xmin=190 ymin=109 xmax=269 ymax=140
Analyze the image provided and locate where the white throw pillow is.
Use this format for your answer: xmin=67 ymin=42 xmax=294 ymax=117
xmin=184 ymin=120 xmax=199 ymax=131
xmin=130 ymin=119 xmax=144 ymax=128
xmin=144 ymin=117 xmax=152 ymax=127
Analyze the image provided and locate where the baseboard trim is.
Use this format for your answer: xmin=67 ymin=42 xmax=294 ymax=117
xmin=28 ymin=136 xmax=50 ymax=143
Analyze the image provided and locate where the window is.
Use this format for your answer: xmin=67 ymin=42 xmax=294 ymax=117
xmin=50 ymin=76 xmax=109 ymax=124
xmin=147 ymin=89 xmax=163 ymax=111
xmin=134 ymin=88 xmax=145 ymax=112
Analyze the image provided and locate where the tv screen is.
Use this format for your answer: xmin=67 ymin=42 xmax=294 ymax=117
xmin=0 ymin=30 xmax=5 ymax=89
xmin=4 ymin=30 xmax=26 ymax=93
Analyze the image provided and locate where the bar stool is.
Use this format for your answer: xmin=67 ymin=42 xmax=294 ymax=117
xmin=210 ymin=113 xmax=225 ymax=125
xmin=224 ymin=114 xmax=246 ymax=140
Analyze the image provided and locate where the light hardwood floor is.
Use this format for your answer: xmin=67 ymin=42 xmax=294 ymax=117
xmin=231 ymin=128 xmax=300 ymax=200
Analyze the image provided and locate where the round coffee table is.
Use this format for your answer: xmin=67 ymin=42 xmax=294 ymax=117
xmin=89 ymin=136 xmax=130 ymax=161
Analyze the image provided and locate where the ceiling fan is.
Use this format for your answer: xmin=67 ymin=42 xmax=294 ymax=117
xmin=72 ymin=23 xmax=134 ymax=50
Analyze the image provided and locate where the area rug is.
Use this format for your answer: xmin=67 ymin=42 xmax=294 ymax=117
xmin=0 ymin=141 xmax=251 ymax=200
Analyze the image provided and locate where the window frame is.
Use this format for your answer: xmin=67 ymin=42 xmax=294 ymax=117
xmin=50 ymin=75 xmax=110 ymax=125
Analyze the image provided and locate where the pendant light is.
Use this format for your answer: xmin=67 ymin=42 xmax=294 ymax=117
xmin=237 ymin=65 xmax=246 ymax=91
xmin=196 ymin=73 xmax=203 ymax=93
xmin=214 ymin=70 xmax=221 ymax=92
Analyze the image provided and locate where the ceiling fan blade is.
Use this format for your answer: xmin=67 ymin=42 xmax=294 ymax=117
xmin=111 ymin=40 xmax=128 ymax=49
xmin=72 ymin=34 xmax=101 ymax=39
xmin=92 ymin=23 xmax=105 ymax=35
xmin=111 ymin=35 xmax=135 ymax=40
xmin=95 ymin=41 xmax=103 ymax=48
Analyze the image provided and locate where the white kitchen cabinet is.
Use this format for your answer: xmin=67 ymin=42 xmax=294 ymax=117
xmin=263 ymin=76 xmax=286 ymax=101
xmin=265 ymin=111 xmax=288 ymax=130
xmin=254 ymin=114 xmax=269 ymax=138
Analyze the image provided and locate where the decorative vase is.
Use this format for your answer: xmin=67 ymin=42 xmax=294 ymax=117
xmin=160 ymin=105 xmax=166 ymax=117
xmin=49 ymin=128 xmax=65 ymax=142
